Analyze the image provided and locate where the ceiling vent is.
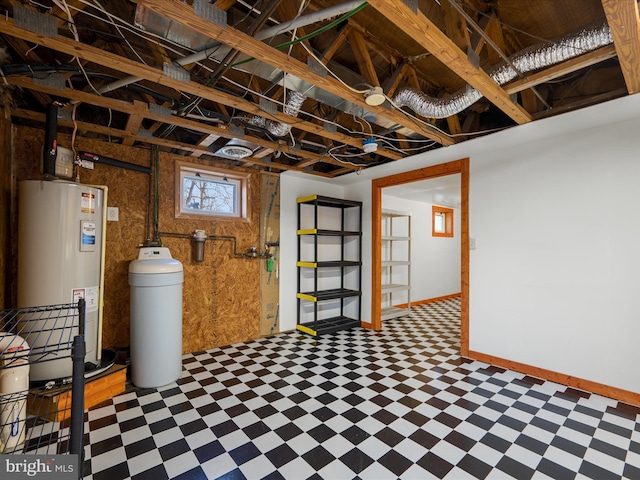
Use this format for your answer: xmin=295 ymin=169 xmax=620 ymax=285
xmin=214 ymin=139 xmax=256 ymax=159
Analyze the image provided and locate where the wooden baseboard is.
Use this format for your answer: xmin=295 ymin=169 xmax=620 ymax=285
xmin=395 ymin=293 xmax=461 ymax=309
xmin=467 ymin=350 xmax=640 ymax=407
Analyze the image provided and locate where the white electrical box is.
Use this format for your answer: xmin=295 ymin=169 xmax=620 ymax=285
xmin=54 ymin=146 xmax=75 ymax=179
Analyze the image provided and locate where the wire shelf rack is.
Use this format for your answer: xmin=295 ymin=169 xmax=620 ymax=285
xmin=0 ymin=300 xmax=85 ymax=466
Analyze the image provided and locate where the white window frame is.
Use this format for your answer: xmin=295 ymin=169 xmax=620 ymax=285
xmin=175 ymin=161 xmax=249 ymax=219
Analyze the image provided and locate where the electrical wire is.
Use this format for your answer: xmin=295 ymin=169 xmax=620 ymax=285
xmin=91 ymin=0 xmax=147 ymax=65
xmin=37 ymin=0 xmax=407 ymax=148
xmin=25 ymin=0 xmax=504 ymax=155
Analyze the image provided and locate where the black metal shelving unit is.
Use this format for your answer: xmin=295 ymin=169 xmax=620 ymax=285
xmin=0 ymin=300 xmax=85 ymax=479
xmin=296 ymin=195 xmax=362 ymax=336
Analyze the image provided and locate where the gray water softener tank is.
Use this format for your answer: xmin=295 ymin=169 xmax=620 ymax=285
xmin=129 ymin=247 xmax=184 ymax=388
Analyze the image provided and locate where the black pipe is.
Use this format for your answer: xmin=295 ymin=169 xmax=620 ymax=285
xmin=43 ymin=104 xmax=58 ymax=178
xmin=70 ymin=298 xmax=86 ymax=478
xmin=78 ymin=151 xmax=151 ymax=174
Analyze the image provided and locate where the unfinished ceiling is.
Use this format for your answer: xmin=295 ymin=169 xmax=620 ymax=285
xmin=0 ymin=0 xmax=636 ymax=178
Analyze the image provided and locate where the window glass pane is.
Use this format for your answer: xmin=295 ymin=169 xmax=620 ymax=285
xmin=182 ymin=175 xmax=237 ymax=215
xmin=434 ymin=213 xmax=444 ymax=232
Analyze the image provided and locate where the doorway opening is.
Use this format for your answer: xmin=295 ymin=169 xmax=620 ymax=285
xmin=367 ymin=159 xmax=470 ymax=356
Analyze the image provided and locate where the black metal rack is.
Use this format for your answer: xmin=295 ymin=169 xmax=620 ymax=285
xmin=0 ymin=300 xmax=85 ymax=478
xmin=296 ymin=195 xmax=362 ymax=336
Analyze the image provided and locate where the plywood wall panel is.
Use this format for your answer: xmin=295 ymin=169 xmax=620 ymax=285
xmin=10 ymin=125 xmax=262 ymax=356
xmin=156 ymin=152 xmax=261 ymax=353
xmin=260 ymin=173 xmax=280 ymax=336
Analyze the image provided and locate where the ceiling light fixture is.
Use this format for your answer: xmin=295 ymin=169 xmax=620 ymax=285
xmin=217 ymin=145 xmax=253 ymax=159
xmin=364 ymin=86 xmax=386 ymax=106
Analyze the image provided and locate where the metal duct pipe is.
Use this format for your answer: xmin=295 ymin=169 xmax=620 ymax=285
xmin=249 ymin=90 xmax=307 ymax=136
xmin=175 ymin=0 xmax=366 ymax=68
xmin=392 ymin=22 xmax=614 ymax=119
xmin=98 ymin=1 xmax=366 ymax=95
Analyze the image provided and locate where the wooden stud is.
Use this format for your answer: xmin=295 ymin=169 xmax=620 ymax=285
xmin=601 ymin=0 xmax=640 ymax=94
xmin=347 ymin=28 xmax=380 ymax=87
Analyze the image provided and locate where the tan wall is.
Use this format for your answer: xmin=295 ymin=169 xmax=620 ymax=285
xmin=10 ymin=124 xmax=261 ymax=353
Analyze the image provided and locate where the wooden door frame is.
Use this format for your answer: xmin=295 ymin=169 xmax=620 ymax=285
xmin=366 ymin=158 xmax=470 ymax=356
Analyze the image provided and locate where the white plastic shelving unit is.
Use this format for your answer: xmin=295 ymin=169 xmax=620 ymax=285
xmin=381 ymin=209 xmax=411 ymax=320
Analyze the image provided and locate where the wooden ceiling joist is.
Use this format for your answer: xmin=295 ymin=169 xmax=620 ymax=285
xmin=132 ymin=0 xmax=453 ymax=146
xmin=11 ymin=107 xmax=335 ymax=177
xmin=122 ymin=100 xmax=146 ymax=146
xmin=0 ymin=17 xmax=405 ymax=161
xmin=320 ymin=24 xmax=351 ymax=64
xmin=347 ymin=28 xmax=380 ymax=87
xmin=367 ymin=0 xmax=532 ymax=125
xmin=5 ymin=76 xmax=329 ymax=166
xmin=601 ymin=0 xmax=640 ymax=94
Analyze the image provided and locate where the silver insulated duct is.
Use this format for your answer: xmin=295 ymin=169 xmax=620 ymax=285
xmin=249 ymin=90 xmax=307 ymax=137
xmin=392 ymin=22 xmax=614 ymax=119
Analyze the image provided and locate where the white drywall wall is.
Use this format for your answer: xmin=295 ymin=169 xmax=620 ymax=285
xmin=383 ymin=195 xmax=461 ymax=301
xmin=278 ymin=174 xmax=345 ymax=332
xmin=280 ymin=93 xmax=640 ymax=395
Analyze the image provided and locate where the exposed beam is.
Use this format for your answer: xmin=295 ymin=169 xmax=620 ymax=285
xmin=441 ymin=0 xmax=471 ymax=51
xmin=520 ymin=89 xmax=539 ymax=114
xmin=0 ymin=17 xmax=405 ymax=160
xmin=8 ymin=76 xmax=355 ymax=171
xmin=11 ymin=108 xmax=334 ymax=177
xmin=320 ymin=24 xmax=351 ymax=63
xmin=383 ymin=62 xmax=411 ymax=97
xmin=367 ymin=0 xmax=532 ymax=125
xmin=190 ymin=133 xmax=221 ymax=157
xmin=0 ymin=36 xmax=51 ymax=107
xmin=122 ymin=101 xmax=146 ymax=146
xmin=347 ymin=28 xmax=380 ymax=86
xmin=133 ymin=0 xmax=453 ymax=145
xmin=5 ymin=76 xmax=327 ymax=164
xmin=482 ymin=14 xmax=507 ymax=66
xmin=601 ymin=0 xmax=640 ymax=94
xmin=276 ymin=2 xmax=309 ymax=62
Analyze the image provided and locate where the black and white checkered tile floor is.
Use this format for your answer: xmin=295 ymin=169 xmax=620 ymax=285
xmin=82 ymin=298 xmax=640 ymax=479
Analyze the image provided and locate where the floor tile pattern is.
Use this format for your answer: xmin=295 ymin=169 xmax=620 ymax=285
xmin=82 ymin=298 xmax=640 ymax=479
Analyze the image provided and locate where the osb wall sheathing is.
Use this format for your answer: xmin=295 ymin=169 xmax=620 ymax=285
xmin=157 ymin=154 xmax=261 ymax=353
xmin=11 ymin=124 xmax=262 ymax=354
xmin=12 ymin=125 xmax=148 ymax=351
xmin=259 ymin=173 xmax=280 ymax=336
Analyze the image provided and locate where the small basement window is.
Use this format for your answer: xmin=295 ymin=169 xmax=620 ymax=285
xmin=432 ymin=205 xmax=454 ymax=237
xmin=176 ymin=161 xmax=249 ymax=219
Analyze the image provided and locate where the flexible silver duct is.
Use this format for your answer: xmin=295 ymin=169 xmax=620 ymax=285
xmin=249 ymin=90 xmax=307 ymax=137
xmin=392 ymin=22 xmax=614 ymax=119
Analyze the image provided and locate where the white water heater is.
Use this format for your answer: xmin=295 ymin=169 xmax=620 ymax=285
xmin=17 ymin=180 xmax=106 ymax=381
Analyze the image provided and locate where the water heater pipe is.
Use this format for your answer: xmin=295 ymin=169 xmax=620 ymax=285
xmin=42 ymin=104 xmax=58 ymax=178
xmin=78 ymin=151 xmax=151 ymax=174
